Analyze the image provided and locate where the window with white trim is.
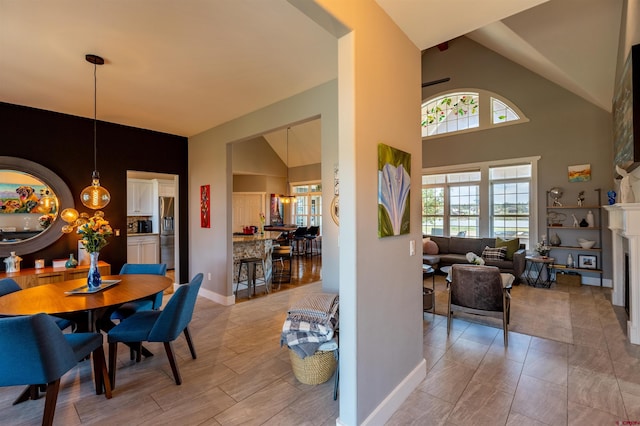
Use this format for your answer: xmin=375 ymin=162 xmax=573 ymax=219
xmin=422 ymin=158 xmax=538 ymax=248
xmin=293 ymin=183 xmax=322 ymax=229
xmin=421 ymin=89 xmax=528 ymax=138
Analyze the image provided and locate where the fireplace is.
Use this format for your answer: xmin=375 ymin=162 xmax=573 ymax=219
xmin=604 ymin=204 xmax=640 ymax=344
xmin=625 ymin=253 xmax=630 ymax=316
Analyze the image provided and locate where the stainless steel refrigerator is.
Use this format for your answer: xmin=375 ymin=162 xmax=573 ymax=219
xmin=159 ymin=196 xmax=175 ymax=269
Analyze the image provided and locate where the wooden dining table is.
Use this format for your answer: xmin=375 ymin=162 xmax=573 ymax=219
xmin=0 ymin=274 xmax=172 ymax=331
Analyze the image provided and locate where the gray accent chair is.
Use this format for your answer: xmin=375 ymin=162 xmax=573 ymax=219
xmin=447 ymin=264 xmax=511 ymax=346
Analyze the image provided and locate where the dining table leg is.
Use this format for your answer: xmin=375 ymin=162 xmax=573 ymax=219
xmin=12 ymin=384 xmax=42 ymax=405
xmin=96 ymin=307 xmax=154 ymax=359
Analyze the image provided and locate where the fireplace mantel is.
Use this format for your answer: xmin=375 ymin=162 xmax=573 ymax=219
xmin=604 ymin=203 xmax=640 ymax=344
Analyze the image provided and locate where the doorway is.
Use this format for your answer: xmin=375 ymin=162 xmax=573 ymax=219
xmin=126 ymin=170 xmax=180 ymax=285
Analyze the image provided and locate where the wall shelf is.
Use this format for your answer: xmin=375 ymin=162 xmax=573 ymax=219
xmin=546 ymin=188 xmax=603 ymax=286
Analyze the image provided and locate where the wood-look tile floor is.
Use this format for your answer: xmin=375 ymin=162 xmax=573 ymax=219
xmin=1 ymin=263 xmax=639 ymax=425
xmin=388 ymin=280 xmax=640 ymax=425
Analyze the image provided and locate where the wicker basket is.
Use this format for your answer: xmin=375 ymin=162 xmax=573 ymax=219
xmin=289 ymin=349 xmax=337 ymax=385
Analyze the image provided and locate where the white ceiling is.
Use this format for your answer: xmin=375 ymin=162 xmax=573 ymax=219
xmin=0 ymin=0 xmax=623 ymax=167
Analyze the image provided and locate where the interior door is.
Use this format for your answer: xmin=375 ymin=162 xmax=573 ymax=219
xmin=232 ymin=193 xmax=264 ymax=233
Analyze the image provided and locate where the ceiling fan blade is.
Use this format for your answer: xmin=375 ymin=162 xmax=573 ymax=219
xmin=421 ymin=77 xmax=450 ymax=88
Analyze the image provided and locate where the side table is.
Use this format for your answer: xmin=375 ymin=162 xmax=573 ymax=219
xmin=525 ymin=256 xmax=555 ymax=288
xmin=422 ymin=264 xmax=435 ymax=313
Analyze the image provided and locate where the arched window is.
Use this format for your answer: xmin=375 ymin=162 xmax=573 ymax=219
xmin=421 ymin=89 xmax=528 ymax=138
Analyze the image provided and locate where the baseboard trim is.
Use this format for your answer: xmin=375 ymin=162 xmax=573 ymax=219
xmin=336 ymin=358 xmax=427 ymax=426
xmin=196 ymin=286 xmax=235 ymax=306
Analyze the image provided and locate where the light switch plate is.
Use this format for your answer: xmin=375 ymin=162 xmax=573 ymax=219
xmin=410 ymin=240 xmax=416 ymax=256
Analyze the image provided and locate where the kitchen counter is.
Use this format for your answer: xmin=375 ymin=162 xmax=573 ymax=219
xmin=232 ymin=231 xmax=281 ymax=243
xmin=232 ymin=236 xmax=274 ymax=284
xmin=127 ymin=232 xmax=159 ymax=237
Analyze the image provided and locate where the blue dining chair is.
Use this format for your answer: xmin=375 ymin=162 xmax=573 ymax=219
xmin=0 ymin=278 xmax=75 ymax=332
xmin=108 ymin=273 xmax=203 ymax=388
xmin=110 ymin=263 xmax=168 ymax=321
xmin=0 ymin=313 xmax=112 ymax=426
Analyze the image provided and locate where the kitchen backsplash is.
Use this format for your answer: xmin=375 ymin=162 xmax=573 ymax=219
xmin=127 ymin=216 xmax=152 ymax=234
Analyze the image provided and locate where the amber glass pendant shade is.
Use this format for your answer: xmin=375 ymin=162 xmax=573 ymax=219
xmin=80 ymin=174 xmax=111 ymax=209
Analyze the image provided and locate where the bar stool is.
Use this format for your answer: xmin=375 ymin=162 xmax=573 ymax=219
xmin=235 ymin=257 xmax=268 ymax=299
xmin=272 ymin=245 xmax=293 ymax=288
xmin=291 ymin=227 xmax=309 ymax=255
xmin=304 ymin=226 xmax=320 ymax=256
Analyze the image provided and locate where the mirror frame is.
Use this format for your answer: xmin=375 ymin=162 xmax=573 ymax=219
xmin=0 ymin=156 xmax=74 ymax=257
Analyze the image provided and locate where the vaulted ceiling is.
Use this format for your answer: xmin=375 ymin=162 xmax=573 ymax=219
xmin=1 ymin=0 xmax=622 ymax=167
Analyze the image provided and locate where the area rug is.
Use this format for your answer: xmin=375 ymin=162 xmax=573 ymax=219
xmin=429 ymin=275 xmax=573 ymax=344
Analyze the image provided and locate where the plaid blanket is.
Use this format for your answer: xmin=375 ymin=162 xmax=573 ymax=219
xmin=287 ymin=293 xmax=338 ymax=323
xmin=281 ymin=318 xmax=336 ymax=358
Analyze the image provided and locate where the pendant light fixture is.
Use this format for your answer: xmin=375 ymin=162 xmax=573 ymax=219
xmin=280 ymin=127 xmax=296 ymax=204
xmin=80 ymin=54 xmax=111 ymax=209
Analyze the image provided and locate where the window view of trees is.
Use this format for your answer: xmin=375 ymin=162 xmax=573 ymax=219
xmin=422 ymin=163 xmax=532 ymax=247
xmin=293 ymin=183 xmax=322 ymax=228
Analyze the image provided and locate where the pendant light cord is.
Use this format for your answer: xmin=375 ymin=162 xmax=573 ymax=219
xmin=93 ymin=61 xmax=98 ymax=176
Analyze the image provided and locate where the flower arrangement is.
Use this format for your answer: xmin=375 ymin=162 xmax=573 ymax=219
xmin=535 ymin=236 xmax=550 ymax=257
xmin=38 ymin=214 xmax=55 ymax=229
xmin=259 ymin=212 xmax=266 ymax=224
xmin=77 ymin=212 xmax=112 ymax=253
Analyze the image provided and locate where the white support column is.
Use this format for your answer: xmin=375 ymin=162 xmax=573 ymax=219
xmin=628 ymin=235 xmax=640 ymax=344
xmin=604 ymin=204 xmax=640 ymax=345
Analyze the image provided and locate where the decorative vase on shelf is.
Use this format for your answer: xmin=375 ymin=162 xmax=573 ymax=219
xmin=65 ymin=253 xmax=78 ymax=269
xmin=87 ymin=252 xmax=102 ymax=289
xmin=586 ymin=211 xmax=595 ymax=227
xmin=549 ymin=233 xmax=561 ymax=246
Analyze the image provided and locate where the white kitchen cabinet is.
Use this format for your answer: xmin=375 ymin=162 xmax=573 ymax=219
xmin=127 ymin=179 xmax=154 ymax=216
xmin=157 ymin=179 xmax=175 ymax=197
xmin=127 ymin=235 xmax=159 ymax=264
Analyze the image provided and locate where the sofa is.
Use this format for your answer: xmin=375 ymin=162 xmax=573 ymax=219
xmin=423 ymin=235 xmax=526 ymax=283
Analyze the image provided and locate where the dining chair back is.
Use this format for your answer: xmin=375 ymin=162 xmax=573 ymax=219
xmin=0 ymin=278 xmax=75 ymax=331
xmin=0 ymin=277 xmax=21 ymax=296
xmin=111 ymin=263 xmax=168 ymax=322
xmin=149 ymin=272 xmax=202 ymax=342
xmin=0 ymin=313 xmax=111 ymax=426
xmin=108 ymin=273 xmax=203 ymax=387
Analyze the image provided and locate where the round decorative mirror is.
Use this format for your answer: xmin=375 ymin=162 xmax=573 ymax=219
xmin=0 ymin=156 xmax=74 ymax=256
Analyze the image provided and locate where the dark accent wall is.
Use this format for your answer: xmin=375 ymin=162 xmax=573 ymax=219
xmin=0 ymin=102 xmax=189 ymax=282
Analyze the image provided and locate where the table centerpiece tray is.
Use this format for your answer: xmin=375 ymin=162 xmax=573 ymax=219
xmin=65 ymin=279 xmax=121 ymax=295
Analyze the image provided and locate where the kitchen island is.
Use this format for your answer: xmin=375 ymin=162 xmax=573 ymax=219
xmin=232 ymin=233 xmax=278 ymax=287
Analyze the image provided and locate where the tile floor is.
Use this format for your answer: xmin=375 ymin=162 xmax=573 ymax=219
xmin=1 ymin=276 xmax=639 ymax=425
xmin=388 ymin=278 xmax=640 ymax=425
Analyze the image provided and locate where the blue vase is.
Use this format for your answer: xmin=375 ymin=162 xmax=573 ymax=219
xmin=87 ymin=252 xmax=102 ymax=289
xmin=65 ymin=253 xmax=78 ymax=269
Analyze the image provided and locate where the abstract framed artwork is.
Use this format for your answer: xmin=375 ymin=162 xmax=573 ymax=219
xmin=568 ymin=164 xmax=591 ymax=182
xmin=200 ymin=184 xmax=210 ymax=228
xmin=378 ymin=143 xmax=411 ymax=238
xmin=613 ymin=43 xmax=640 ymax=174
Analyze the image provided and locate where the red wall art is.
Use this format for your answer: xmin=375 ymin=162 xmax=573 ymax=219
xmin=200 ymin=184 xmax=210 ymax=228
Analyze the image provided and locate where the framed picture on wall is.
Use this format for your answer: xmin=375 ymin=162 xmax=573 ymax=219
xmin=378 ymin=143 xmax=411 ymax=238
xmin=613 ymin=43 xmax=640 ymax=174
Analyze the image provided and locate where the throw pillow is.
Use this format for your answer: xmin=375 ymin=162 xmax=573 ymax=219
xmin=482 ymin=246 xmax=507 ymax=261
xmin=423 ymin=239 xmax=439 ymax=255
xmin=496 ymin=237 xmax=519 ymax=260
xmin=422 ymin=237 xmax=430 ymax=253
